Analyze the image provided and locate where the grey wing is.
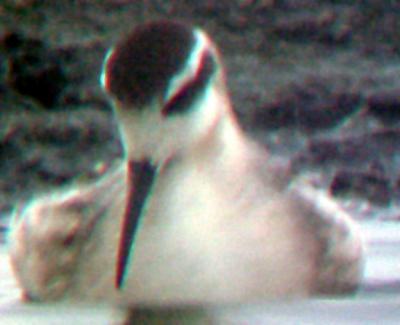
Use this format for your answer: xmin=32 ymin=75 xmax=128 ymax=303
xmin=7 ymin=162 xmax=127 ymax=301
xmin=289 ymin=176 xmax=365 ymax=295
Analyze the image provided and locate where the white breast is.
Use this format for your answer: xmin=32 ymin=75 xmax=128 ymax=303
xmin=119 ymin=156 xmax=318 ymax=305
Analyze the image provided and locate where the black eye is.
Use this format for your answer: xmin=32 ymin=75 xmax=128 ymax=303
xmin=162 ymin=52 xmax=216 ymax=116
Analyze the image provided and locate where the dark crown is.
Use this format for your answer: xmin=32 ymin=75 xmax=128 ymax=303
xmin=103 ymin=20 xmax=213 ymax=108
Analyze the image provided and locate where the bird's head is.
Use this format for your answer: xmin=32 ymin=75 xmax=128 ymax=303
xmin=101 ymin=20 xmax=229 ymax=165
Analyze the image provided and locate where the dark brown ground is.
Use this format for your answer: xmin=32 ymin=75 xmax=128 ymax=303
xmin=1 ymin=0 xmax=400 ymax=232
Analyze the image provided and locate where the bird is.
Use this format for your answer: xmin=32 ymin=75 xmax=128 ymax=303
xmin=8 ymin=20 xmax=364 ymax=310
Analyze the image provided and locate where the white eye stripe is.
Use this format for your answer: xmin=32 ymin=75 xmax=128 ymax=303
xmin=165 ymin=29 xmax=210 ymax=103
xmin=100 ymin=47 xmax=115 ymax=90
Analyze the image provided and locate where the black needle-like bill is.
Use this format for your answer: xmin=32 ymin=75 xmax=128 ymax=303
xmin=115 ymin=160 xmax=157 ymax=289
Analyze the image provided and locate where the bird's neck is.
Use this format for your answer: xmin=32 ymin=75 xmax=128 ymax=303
xmin=184 ymin=105 xmax=247 ymax=167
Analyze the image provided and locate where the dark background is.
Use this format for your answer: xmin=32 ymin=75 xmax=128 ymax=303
xmin=1 ymin=0 xmax=400 ymax=232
